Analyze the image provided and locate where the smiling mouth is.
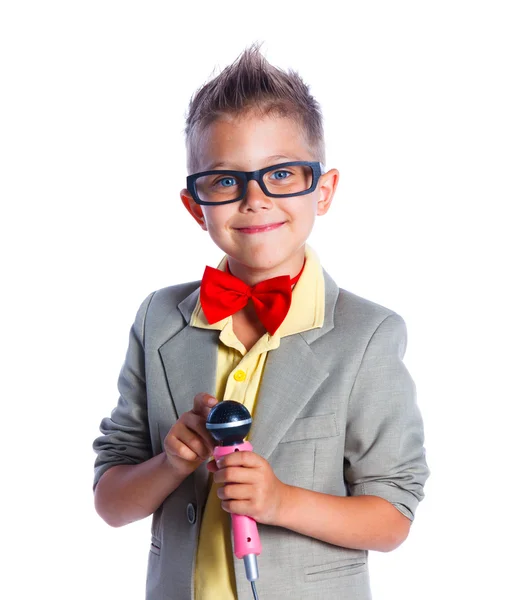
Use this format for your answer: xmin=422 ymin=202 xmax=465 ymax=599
xmin=234 ymin=222 xmax=286 ymax=234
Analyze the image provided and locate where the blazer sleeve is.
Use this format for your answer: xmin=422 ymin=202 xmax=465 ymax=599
xmin=92 ymin=292 xmax=156 ymax=491
xmin=344 ymin=313 xmax=429 ymax=520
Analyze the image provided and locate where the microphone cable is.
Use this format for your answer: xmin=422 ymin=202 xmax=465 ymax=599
xmin=251 ymin=580 xmax=259 ymax=600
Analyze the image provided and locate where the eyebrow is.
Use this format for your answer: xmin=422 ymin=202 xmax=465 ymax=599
xmin=205 ymin=155 xmax=298 ymax=171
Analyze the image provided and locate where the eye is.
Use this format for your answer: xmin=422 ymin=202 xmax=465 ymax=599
xmin=270 ymin=170 xmax=291 ymax=180
xmin=217 ymin=177 xmax=237 ymax=188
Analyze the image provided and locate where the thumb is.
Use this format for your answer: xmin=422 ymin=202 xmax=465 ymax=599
xmin=192 ymin=392 xmax=218 ymax=419
xmin=206 ymin=459 xmax=218 ymax=473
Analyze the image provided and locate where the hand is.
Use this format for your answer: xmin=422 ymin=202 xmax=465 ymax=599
xmin=164 ymin=393 xmax=218 ymax=476
xmin=208 ymin=451 xmax=287 ymax=526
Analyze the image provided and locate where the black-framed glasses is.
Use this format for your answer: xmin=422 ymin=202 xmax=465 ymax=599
xmin=186 ymin=161 xmax=324 ymax=206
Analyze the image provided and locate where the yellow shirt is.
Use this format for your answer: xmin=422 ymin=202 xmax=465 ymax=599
xmin=192 ymin=246 xmax=325 ymax=600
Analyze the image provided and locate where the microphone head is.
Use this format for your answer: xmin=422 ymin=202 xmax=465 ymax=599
xmin=206 ymin=400 xmax=252 ymax=445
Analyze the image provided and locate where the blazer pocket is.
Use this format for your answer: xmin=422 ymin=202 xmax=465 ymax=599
xmin=280 ymin=414 xmax=338 ymax=443
xmin=304 ymin=557 xmax=367 ymax=582
xmin=149 ymin=535 xmax=161 ymax=557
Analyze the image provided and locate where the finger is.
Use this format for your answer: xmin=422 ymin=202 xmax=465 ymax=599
xmin=220 ymin=499 xmax=253 ymax=517
xmin=213 ymin=466 xmax=254 ymax=485
xmin=166 ymin=428 xmax=211 ymax=461
xmin=217 ymin=483 xmax=253 ymax=501
xmin=216 ymin=451 xmax=259 ymax=469
xmin=179 ymin=427 xmax=213 ymax=460
xmin=181 ymin=412 xmax=215 ymax=452
xmin=192 ymin=392 xmax=218 ymax=419
xmin=166 ymin=435 xmax=202 ymax=462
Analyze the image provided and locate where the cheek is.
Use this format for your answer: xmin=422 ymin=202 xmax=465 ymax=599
xmin=202 ymin=208 xmax=224 ymax=232
xmin=287 ymin=202 xmax=317 ymax=233
xmin=202 ymin=207 xmax=234 ymax=241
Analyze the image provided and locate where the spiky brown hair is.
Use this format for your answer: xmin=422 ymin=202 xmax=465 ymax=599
xmin=185 ymin=44 xmax=325 ymax=173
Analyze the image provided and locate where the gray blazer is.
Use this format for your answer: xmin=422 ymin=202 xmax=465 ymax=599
xmin=93 ymin=271 xmax=429 ymax=600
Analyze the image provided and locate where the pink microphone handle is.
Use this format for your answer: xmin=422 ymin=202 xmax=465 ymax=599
xmin=213 ymin=441 xmax=262 ymax=559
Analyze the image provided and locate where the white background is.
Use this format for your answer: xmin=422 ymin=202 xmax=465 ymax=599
xmin=1 ymin=1 xmax=509 ymax=598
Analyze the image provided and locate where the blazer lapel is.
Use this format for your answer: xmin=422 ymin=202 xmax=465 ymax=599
xmin=158 ymin=287 xmax=218 ymax=418
xmin=158 ymin=287 xmax=218 ymax=501
xmin=249 ymin=269 xmax=339 ymax=460
xmin=249 ymin=335 xmax=329 ymax=460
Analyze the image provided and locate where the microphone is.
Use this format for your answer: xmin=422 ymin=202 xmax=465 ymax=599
xmin=206 ymin=401 xmax=262 ymax=588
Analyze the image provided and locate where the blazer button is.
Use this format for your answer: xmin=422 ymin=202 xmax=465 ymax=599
xmin=186 ymin=502 xmax=197 ymax=525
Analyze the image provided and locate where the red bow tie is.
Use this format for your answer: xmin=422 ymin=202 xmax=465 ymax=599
xmin=200 ymin=262 xmax=305 ymax=335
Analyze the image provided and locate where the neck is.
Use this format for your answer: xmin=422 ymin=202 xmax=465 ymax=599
xmin=227 ymin=253 xmax=306 ymax=286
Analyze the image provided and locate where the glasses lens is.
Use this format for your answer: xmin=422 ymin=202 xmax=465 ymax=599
xmin=263 ymin=164 xmax=314 ymax=195
xmin=195 ymin=173 xmax=243 ymax=204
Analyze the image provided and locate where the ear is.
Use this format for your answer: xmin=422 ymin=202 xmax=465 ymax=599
xmin=316 ymin=168 xmax=339 ymax=216
xmin=180 ymin=188 xmax=207 ymax=230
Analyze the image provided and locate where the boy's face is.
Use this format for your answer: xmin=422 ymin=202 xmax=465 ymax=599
xmin=181 ymin=113 xmax=338 ymax=281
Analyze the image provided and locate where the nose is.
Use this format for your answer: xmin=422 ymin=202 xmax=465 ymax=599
xmin=240 ymin=180 xmax=273 ymax=212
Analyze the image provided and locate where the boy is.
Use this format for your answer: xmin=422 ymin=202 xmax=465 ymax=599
xmin=93 ymin=46 xmax=429 ymax=600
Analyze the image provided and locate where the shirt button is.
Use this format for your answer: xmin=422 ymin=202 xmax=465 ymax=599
xmin=233 ymin=370 xmax=246 ymax=382
xmin=186 ymin=502 xmax=197 ymax=524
